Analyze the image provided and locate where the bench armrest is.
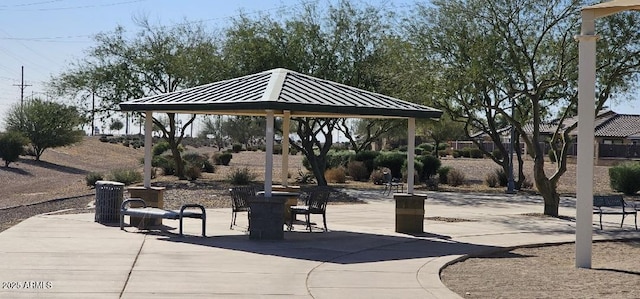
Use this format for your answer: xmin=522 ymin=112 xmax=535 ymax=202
xmin=121 ymin=198 xmax=147 ymax=211
xmin=180 ymin=204 xmax=206 ymax=216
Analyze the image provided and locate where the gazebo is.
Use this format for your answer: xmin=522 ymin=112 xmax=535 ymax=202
xmin=119 ymin=68 xmax=442 ymax=197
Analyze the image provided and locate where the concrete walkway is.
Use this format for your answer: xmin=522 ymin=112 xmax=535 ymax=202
xmin=0 ymin=190 xmax=637 ymax=298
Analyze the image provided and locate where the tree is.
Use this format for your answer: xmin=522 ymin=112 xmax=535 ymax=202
xmin=198 ymin=116 xmax=226 ymax=150
xmin=410 ymin=0 xmax=640 ymax=216
xmin=338 ymin=119 xmax=404 ymax=153
xmin=421 ymin=117 xmax=466 ymax=157
xmin=221 ymin=116 xmax=268 ymax=148
xmin=51 ymin=18 xmax=225 ymax=178
xmin=0 ymin=131 xmax=28 ymax=167
xmin=4 ymin=99 xmax=84 ymax=161
xmin=109 ymin=119 xmax=124 ymax=134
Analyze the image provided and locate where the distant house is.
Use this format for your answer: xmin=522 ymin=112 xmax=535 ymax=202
xmin=465 ymin=110 xmax=640 ymax=161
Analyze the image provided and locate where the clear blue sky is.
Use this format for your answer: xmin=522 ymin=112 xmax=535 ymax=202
xmin=0 ymin=0 xmax=637 ymax=132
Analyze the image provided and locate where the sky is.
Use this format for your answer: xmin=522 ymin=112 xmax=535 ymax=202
xmin=0 ymin=0 xmax=638 ymax=133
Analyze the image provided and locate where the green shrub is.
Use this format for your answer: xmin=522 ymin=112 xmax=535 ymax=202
xmin=85 ymin=172 xmax=104 ymax=187
xmin=418 ymin=143 xmax=434 ymax=153
xmin=469 ymin=148 xmax=484 ymax=158
xmin=153 ymin=141 xmax=171 ymax=156
xmin=0 ymin=131 xmax=27 ymax=167
xmin=418 ymin=155 xmax=441 ymax=180
xmin=152 ymin=155 xmax=176 ymax=175
xmin=495 ymin=168 xmax=508 ymax=187
xmin=492 ymin=149 xmax=503 ymax=160
xmin=373 ymin=152 xmax=406 ymax=178
xmin=227 ymin=167 xmax=256 ymax=185
xmin=447 ymin=168 xmax=466 ymax=186
xmin=325 ymin=167 xmax=347 ymax=183
xmin=354 ymin=150 xmax=380 ymax=174
xmin=109 ymin=168 xmax=142 ymax=186
xmin=609 ymin=163 xmax=640 ymax=195
xmin=213 ymin=152 xmax=233 ymax=165
xmin=437 ymin=166 xmax=451 ymax=184
xmin=326 ymin=150 xmax=354 ymax=169
xmin=182 ymin=152 xmax=208 ymax=167
xmin=347 ymin=161 xmax=369 ymax=181
xmin=295 ymin=170 xmax=315 ymax=184
xmin=402 ymin=160 xmax=423 ymax=183
xmin=452 ymin=150 xmax=462 ymax=158
xmin=273 ymin=144 xmax=282 ymax=155
xmin=202 ymin=160 xmax=216 ymax=173
xmin=232 ymin=143 xmax=243 ymax=153
xmin=397 ymin=145 xmax=408 ymax=152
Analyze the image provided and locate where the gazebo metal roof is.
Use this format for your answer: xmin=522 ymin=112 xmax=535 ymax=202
xmin=119 ymin=68 xmax=442 ymax=119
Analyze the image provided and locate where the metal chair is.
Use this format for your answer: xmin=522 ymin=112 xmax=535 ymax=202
xmin=289 ymin=189 xmax=330 ymax=232
xmin=229 ymin=186 xmax=257 ymax=229
xmin=382 ymin=171 xmax=404 ymax=195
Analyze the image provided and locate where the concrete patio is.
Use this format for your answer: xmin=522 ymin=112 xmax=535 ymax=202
xmin=0 ymin=190 xmax=637 ymax=298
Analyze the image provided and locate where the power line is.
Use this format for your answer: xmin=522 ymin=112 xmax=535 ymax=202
xmin=12 ymin=66 xmax=32 ymax=109
xmin=0 ymin=0 xmax=146 ymax=11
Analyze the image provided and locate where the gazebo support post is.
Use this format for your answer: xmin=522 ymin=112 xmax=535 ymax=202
xmin=407 ymin=118 xmax=415 ymax=194
xmin=281 ymin=111 xmax=290 ymax=187
xmin=264 ymin=110 xmax=274 ymax=197
xmin=143 ymin=111 xmax=153 ymax=188
xmin=575 ymin=10 xmax=598 ymax=269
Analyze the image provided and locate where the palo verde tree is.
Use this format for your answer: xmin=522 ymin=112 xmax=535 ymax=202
xmin=410 ymin=0 xmax=640 ymax=216
xmin=4 ymin=99 xmax=84 ymax=161
xmin=51 ymin=18 xmax=225 ymax=178
xmin=221 ymin=1 xmax=396 ymax=185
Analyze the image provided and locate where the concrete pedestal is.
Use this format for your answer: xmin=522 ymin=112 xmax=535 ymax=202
xmin=247 ymin=196 xmax=287 ymax=240
xmin=127 ymin=186 xmax=165 ymax=228
xmin=394 ymin=193 xmax=427 ymax=234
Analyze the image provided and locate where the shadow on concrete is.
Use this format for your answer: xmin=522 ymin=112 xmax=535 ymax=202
xmin=423 ymin=191 xmax=578 ymax=209
xmin=154 ymin=230 xmax=504 ymax=264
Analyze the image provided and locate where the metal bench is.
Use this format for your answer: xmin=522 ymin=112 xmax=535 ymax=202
xmin=120 ymin=198 xmax=206 ymax=236
xmin=593 ymin=195 xmax=637 ymax=230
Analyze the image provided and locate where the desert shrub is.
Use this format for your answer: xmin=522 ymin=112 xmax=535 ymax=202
xmin=402 ymin=159 xmax=422 ymax=183
xmin=152 ymin=155 xmax=176 ymax=175
xmin=447 ymin=168 xmax=466 ymax=187
xmin=347 ymin=161 xmax=369 ymax=181
xmin=354 ymin=150 xmax=380 ymax=174
xmin=273 ymin=144 xmax=282 ymax=155
xmin=295 ymin=170 xmax=315 ymax=184
xmin=492 ymin=149 xmax=503 ymax=160
xmin=109 ymin=168 xmax=142 ymax=186
xmin=418 ymin=155 xmax=441 ymax=180
xmin=369 ymin=168 xmax=386 ymax=185
xmin=439 ymin=150 xmax=448 ymax=157
xmin=184 ymin=164 xmax=202 ymax=181
xmin=373 ymin=152 xmax=406 ymax=178
xmin=418 ymin=143 xmax=434 ymax=153
xmin=469 ymin=148 xmax=484 ymax=158
xmin=182 ymin=152 xmax=208 ymax=167
xmin=152 ymin=141 xmax=171 ymax=156
xmin=326 ymin=150 xmax=354 ymax=169
xmin=485 ymin=172 xmax=499 ymax=188
xmin=425 ymin=178 xmax=439 ymax=191
xmin=0 ymin=131 xmax=27 ymax=167
xmin=495 ymin=168 xmax=508 ymax=187
xmin=437 ymin=166 xmax=451 ymax=184
xmin=325 ymin=167 xmax=347 ymax=183
xmin=232 ymin=143 xmax=243 ymax=153
xmin=397 ymin=145 xmax=408 ymax=152
xmin=520 ymin=177 xmax=534 ymax=189
xmin=452 ymin=150 xmax=462 ymax=158
xmin=85 ymin=172 xmax=104 ymax=187
xmin=609 ymin=163 xmax=640 ymax=195
xmin=213 ymin=152 xmax=233 ymax=166
xmin=289 ymin=147 xmax=298 ymax=155
xmin=227 ymin=167 xmax=256 ymax=185
xmin=202 ymin=160 xmax=215 ymax=173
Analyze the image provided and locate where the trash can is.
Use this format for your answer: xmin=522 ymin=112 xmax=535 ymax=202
xmin=94 ymin=180 xmax=125 ymax=224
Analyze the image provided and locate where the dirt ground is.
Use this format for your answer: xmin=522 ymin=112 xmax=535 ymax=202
xmin=1 ymin=136 xmax=638 ymax=298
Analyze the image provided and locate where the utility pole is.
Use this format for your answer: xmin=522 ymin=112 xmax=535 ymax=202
xmin=13 ymin=66 xmax=32 ymax=109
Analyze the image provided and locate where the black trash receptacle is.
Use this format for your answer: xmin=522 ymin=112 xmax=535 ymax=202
xmin=94 ymin=180 xmax=125 ymax=224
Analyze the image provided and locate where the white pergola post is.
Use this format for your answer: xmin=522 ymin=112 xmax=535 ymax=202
xmin=407 ymin=118 xmax=416 ymax=194
xmin=264 ymin=110 xmax=275 ymax=197
xmin=281 ymin=111 xmax=291 ymax=187
xmin=575 ymin=11 xmax=597 ymax=268
xmin=143 ymin=111 xmax=153 ymax=188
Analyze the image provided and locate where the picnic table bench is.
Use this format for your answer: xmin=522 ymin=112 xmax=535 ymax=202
xmin=120 ymin=198 xmax=206 ymax=236
xmin=593 ymin=195 xmax=637 ymax=230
